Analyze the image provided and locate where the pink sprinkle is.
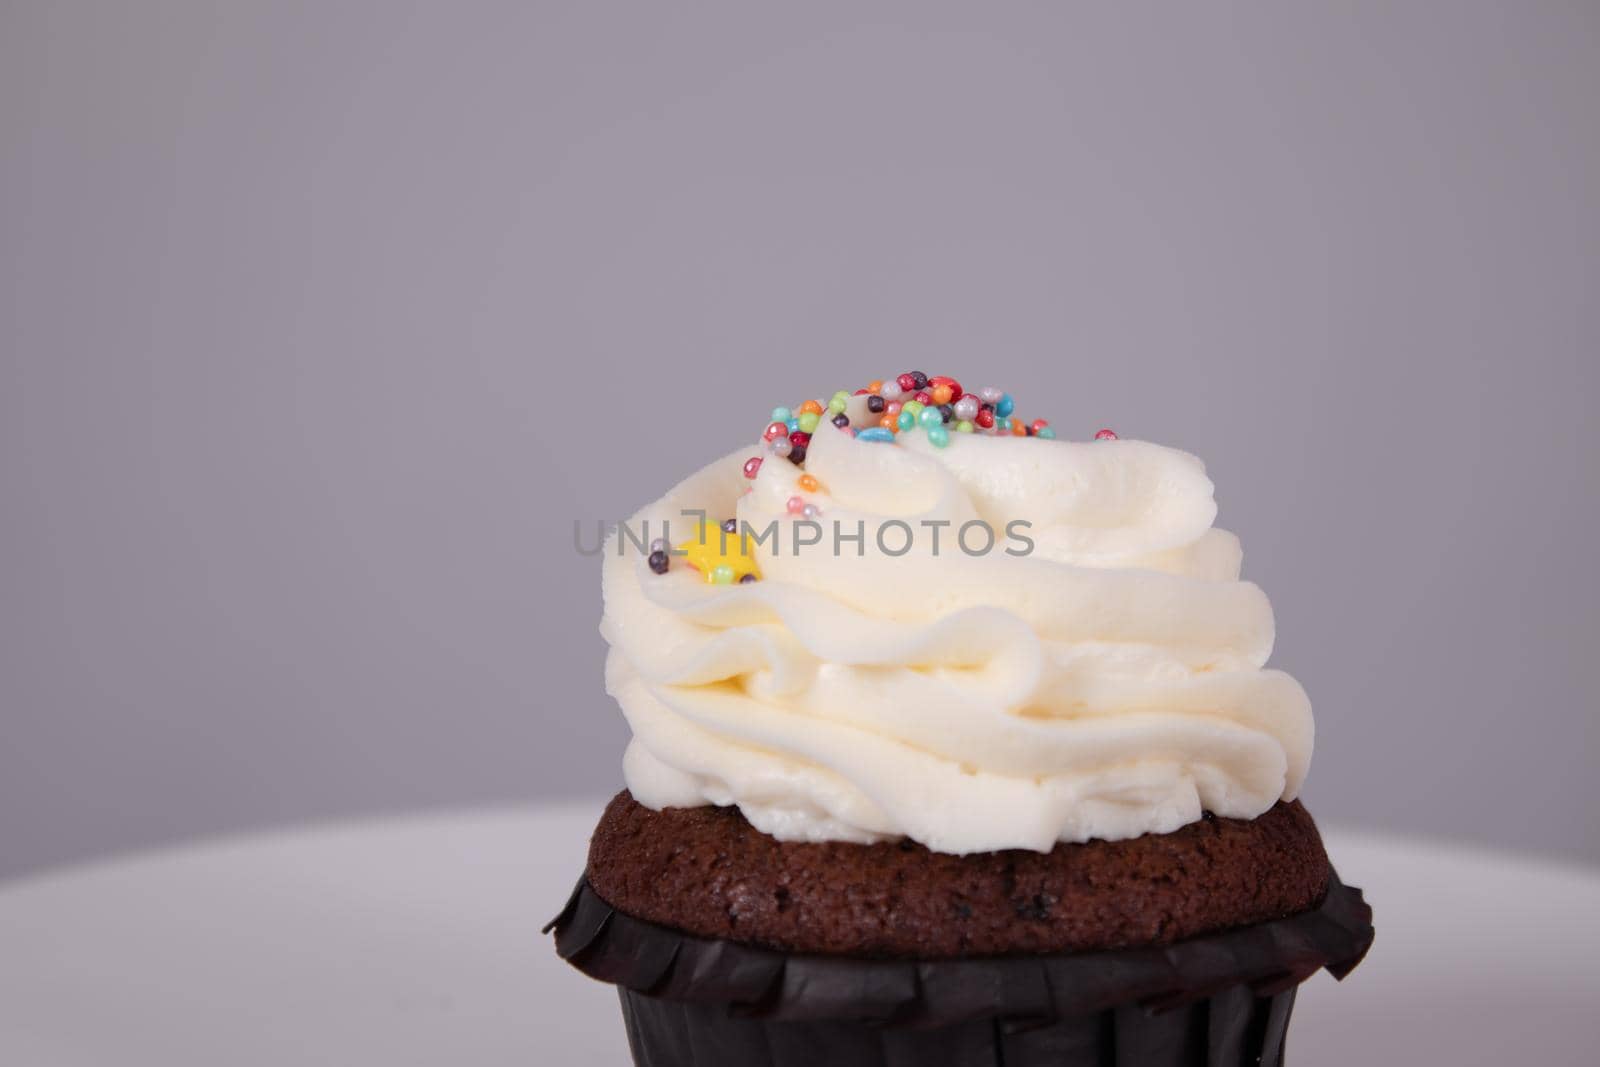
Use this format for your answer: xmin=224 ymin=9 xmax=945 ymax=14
xmin=786 ymin=496 xmax=806 ymax=514
xmin=1094 ymin=428 xmax=1119 ymax=441
xmin=743 ymin=456 xmax=763 ymax=479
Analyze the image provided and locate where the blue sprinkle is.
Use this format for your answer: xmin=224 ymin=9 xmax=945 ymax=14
xmin=786 ymin=418 xmax=801 ymax=432
xmin=1036 ymin=426 xmax=1057 ymax=439
xmin=926 ymin=424 xmax=950 ymax=448
xmin=856 ymin=428 xmax=896 ymax=442
xmin=772 ymin=407 xmax=792 ymax=422
xmin=996 ymin=393 xmax=1015 ymax=418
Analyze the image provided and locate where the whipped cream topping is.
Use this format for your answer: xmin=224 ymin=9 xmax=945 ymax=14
xmin=601 ymin=422 xmax=1313 ymax=855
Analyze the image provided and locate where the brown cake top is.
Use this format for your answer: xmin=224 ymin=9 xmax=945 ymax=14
xmin=586 ymin=790 xmax=1329 ymax=959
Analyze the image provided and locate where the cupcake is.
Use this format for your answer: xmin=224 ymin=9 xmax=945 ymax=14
xmin=551 ymin=375 xmax=1372 ymax=1067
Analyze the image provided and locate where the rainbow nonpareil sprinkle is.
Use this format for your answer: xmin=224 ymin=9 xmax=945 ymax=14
xmin=743 ymin=372 xmax=1092 ymax=488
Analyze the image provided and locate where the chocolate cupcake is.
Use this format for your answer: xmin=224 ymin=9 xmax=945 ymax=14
xmin=552 ymin=376 xmax=1372 ymax=1066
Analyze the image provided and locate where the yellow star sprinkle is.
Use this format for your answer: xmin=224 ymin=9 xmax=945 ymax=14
xmin=676 ymin=523 xmax=762 ymax=585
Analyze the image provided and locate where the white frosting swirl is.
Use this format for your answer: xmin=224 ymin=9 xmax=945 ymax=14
xmin=601 ymin=420 xmax=1313 ymax=855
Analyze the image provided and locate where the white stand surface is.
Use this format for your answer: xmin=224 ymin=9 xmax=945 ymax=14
xmin=2 ymin=802 xmax=1597 ymax=1065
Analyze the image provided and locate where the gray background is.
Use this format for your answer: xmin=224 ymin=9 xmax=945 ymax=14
xmin=3 ymin=1 xmax=1596 ymax=882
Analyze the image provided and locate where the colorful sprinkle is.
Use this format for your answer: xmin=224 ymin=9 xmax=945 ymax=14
xmin=746 ymin=372 xmax=1074 ymax=480
xmin=1095 ymin=428 xmax=1119 ymax=441
xmin=786 ymin=496 xmax=806 ymax=514
xmin=676 ymin=522 xmax=761 ymax=584
xmin=648 ymin=550 xmax=669 ymax=574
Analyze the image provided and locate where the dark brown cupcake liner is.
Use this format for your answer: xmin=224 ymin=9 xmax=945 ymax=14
xmin=614 ymin=985 xmax=1298 ymax=1067
xmin=548 ymin=872 xmax=1372 ymax=1067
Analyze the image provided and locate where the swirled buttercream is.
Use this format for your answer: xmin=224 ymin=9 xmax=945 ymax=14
xmin=600 ymin=420 xmax=1313 ymax=854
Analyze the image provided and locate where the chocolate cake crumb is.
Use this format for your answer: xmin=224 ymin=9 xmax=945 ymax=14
xmin=586 ymin=790 xmax=1330 ymax=959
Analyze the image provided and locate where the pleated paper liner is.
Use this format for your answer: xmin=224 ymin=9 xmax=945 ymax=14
xmin=548 ymin=872 xmax=1373 ymax=1067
